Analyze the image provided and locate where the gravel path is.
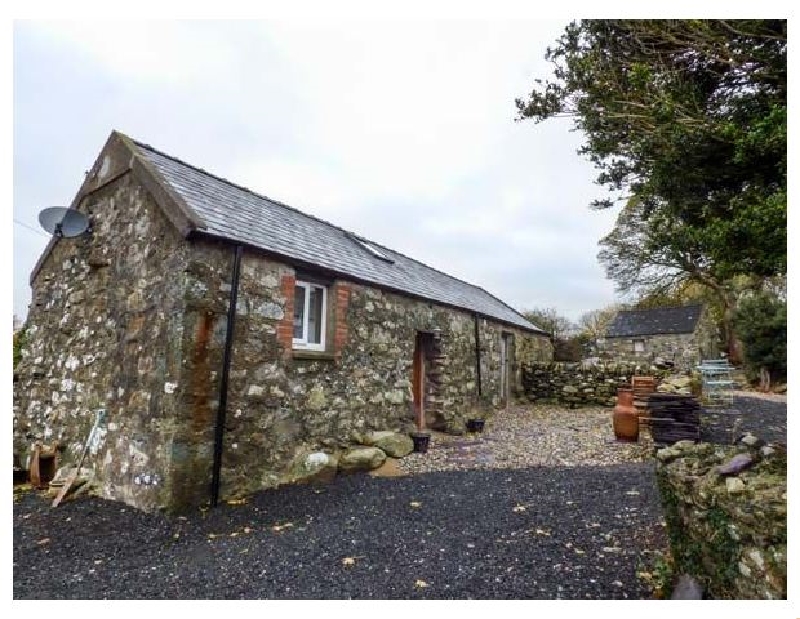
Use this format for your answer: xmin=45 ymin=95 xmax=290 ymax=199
xmin=14 ymin=463 xmax=667 ymax=599
xmin=398 ymin=405 xmax=652 ymax=475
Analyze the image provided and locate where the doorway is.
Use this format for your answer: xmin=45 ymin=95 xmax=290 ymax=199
xmin=500 ymin=332 xmax=513 ymax=408
xmin=412 ymin=332 xmax=435 ymax=429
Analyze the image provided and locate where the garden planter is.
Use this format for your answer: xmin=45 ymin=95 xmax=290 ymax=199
xmin=466 ymin=419 xmax=485 ymax=433
xmin=613 ymin=388 xmax=639 ymax=442
xmin=410 ymin=432 xmax=431 ymax=453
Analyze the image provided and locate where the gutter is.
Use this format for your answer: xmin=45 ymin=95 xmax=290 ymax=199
xmin=210 ymin=243 xmax=243 ymax=507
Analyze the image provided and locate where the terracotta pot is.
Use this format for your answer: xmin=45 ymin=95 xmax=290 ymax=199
xmin=613 ymin=388 xmax=639 ymax=442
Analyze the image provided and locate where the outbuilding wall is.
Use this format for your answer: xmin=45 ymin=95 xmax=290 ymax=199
xmin=174 ymin=240 xmax=553 ymax=504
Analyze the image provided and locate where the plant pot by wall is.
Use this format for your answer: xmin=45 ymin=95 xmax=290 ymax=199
xmin=410 ymin=432 xmax=431 ymax=453
xmin=466 ymin=419 xmax=485 ymax=433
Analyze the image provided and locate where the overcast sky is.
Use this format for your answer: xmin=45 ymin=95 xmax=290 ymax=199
xmin=13 ymin=19 xmax=621 ymax=323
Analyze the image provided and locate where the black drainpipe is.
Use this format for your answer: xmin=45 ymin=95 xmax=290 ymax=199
xmin=211 ymin=244 xmax=243 ymax=507
xmin=473 ymin=314 xmax=482 ymax=398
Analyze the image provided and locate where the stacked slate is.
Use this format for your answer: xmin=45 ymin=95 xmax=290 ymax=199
xmin=641 ymin=393 xmax=701 ymax=445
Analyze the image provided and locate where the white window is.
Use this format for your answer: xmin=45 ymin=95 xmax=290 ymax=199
xmin=633 ymin=339 xmax=645 ymax=353
xmin=293 ymin=281 xmax=327 ymax=351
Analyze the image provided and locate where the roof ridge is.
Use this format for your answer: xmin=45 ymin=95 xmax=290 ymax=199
xmin=620 ymin=303 xmax=703 ymax=313
xmin=129 ymin=135 xmax=540 ymax=333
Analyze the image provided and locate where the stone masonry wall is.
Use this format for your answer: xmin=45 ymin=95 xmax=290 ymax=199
xmin=599 ymin=333 xmax=701 ymax=370
xmin=14 ymin=172 xmax=190 ymax=512
xmin=520 ymin=362 xmax=669 ymax=407
xmin=175 ymin=239 xmax=553 ymax=504
xmin=656 ymin=439 xmax=786 ymax=599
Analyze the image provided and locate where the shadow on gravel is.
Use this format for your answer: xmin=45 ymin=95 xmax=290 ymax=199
xmin=14 ymin=463 xmax=668 ymax=600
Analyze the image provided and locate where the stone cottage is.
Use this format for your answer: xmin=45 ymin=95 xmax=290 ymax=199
xmin=597 ymin=304 xmax=718 ymax=370
xmin=14 ymin=131 xmax=552 ymax=511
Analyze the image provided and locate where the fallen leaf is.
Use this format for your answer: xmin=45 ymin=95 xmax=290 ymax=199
xmin=243 ymin=527 xmax=251 ymax=534
xmin=409 ymin=501 xmax=422 ymax=508
xmin=342 ymin=557 xmax=356 ymax=567
xmin=626 ymin=490 xmax=640 ymax=496
xmin=271 ymin=522 xmax=294 ymax=532
xmin=37 ymin=538 xmax=50 ymax=545
xmin=535 ymin=528 xmax=551 ymax=536
xmin=512 ymin=504 xmax=526 ymax=513
xmin=414 ymin=579 xmax=429 ymax=589
xmin=94 ymin=559 xmax=103 ymax=565
xmin=227 ymin=498 xmax=248 ymax=505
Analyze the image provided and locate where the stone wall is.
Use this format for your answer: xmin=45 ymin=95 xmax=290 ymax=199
xmin=14 ymin=172 xmax=190 ymax=512
xmin=176 ymin=239 xmax=553 ymax=503
xmin=520 ymin=362 xmax=669 ymax=407
xmin=655 ymin=439 xmax=786 ymax=599
xmin=599 ymin=333 xmax=700 ymax=370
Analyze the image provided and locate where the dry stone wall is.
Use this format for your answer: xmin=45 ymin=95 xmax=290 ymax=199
xmin=656 ymin=439 xmax=786 ymax=599
xmin=520 ymin=362 xmax=669 ymax=407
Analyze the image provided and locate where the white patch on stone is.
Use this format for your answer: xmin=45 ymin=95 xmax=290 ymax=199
xmin=99 ymin=155 xmax=111 ymax=179
xmin=164 ymin=382 xmax=178 ymax=394
xmin=747 ymin=549 xmax=765 ymax=571
xmin=44 ymin=426 xmax=53 ymax=439
xmin=61 ymin=378 xmax=75 ymax=392
xmin=89 ymin=425 xmax=107 ymax=455
xmin=306 ymin=452 xmax=330 ymax=467
xmin=234 ymin=409 xmax=242 ymax=418
xmin=248 ymin=385 xmax=265 ymax=397
xmin=738 ymin=561 xmax=752 ymax=577
xmin=118 ymin=387 xmax=125 ymax=398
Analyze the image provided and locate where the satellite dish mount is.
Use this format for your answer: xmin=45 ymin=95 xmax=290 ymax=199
xmin=38 ymin=207 xmax=91 ymax=239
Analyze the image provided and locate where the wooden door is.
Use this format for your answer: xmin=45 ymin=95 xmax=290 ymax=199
xmin=412 ymin=333 xmax=426 ymax=429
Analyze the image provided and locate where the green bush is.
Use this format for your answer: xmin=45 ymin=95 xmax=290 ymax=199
xmin=13 ymin=326 xmax=26 ymax=371
xmin=733 ymin=292 xmax=786 ymax=383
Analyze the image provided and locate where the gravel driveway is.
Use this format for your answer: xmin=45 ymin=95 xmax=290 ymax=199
xmin=14 ymin=462 xmax=666 ymax=599
xmin=18 ymin=397 xmax=783 ymax=600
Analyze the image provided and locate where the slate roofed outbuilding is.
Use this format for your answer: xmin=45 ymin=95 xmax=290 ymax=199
xmin=131 ymin=138 xmax=543 ymax=334
xmin=605 ymin=305 xmax=703 ymax=338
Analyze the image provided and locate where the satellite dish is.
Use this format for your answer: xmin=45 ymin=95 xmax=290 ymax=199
xmin=38 ymin=207 xmax=91 ymax=238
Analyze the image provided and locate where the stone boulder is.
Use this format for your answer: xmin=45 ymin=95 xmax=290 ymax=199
xmin=339 ymin=446 xmax=386 ymax=472
xmin=361 ymin=431 xmax=414 ymax=458
xmin=285 ymin=450 xmax=338 ymax=485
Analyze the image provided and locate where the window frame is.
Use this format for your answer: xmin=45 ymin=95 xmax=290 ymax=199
xmin=292 ymin=281 xmax=327 ymax=352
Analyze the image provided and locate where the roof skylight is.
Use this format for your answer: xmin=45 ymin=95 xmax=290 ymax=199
xmin=350 ymin=235 xmax=394 ymax=263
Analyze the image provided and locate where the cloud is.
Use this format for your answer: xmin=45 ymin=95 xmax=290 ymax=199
xmin=13 ymin=20 xmax=619 ymax=323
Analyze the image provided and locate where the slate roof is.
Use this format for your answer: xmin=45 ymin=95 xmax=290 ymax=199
xmin=133 ymin=139 xmax=542 ymax=333
xmin=605 ymin=305 xmax=703 ymax=338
